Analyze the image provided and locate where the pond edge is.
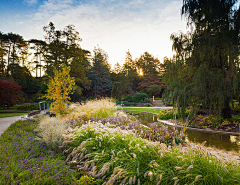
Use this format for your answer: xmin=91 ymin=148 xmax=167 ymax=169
xmin=158 ymin=119 xmax=240 ymax=136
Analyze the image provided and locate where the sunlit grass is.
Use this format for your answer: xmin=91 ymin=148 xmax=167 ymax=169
xmin=0 ymin=112 xmax=28 ymax=118
xmin=68 ymin=98 xmax=117 ymax=119
xmin=118 ymin=107 xmax=165 ymax=114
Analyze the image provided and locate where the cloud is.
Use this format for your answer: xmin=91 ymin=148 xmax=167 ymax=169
xmin=13 ymin=0 xmax=188 ymax=65
xmin=24 ymin=0 xmax=38 ymax=5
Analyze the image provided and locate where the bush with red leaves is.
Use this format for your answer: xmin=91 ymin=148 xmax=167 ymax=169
xmin=137 ymin=76 xmax=167 ymax=91
xmin=0 ymin=79 xmax=23 ymax=108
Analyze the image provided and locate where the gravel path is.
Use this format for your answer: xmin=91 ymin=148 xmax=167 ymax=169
xmin=0 ymin=116 xmax=23 ymax=136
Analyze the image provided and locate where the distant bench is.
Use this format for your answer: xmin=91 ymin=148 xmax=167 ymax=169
xmin=21 ymin=110 xmax=41 ymax=121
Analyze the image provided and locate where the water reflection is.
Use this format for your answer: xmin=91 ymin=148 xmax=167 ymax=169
xmin=125 ymin=111 xmax=240 ymax=152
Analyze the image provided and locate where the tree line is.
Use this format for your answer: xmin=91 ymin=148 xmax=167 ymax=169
xmin=0 ymin=22 xmax=167 ymax=106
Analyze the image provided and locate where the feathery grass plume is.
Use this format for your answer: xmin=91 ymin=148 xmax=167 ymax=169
xmin=201 ymin=141 xmax=207 ymax=146
xmin=179 ymin=170 xmax=186 ymax=173
xmin=221 ymin=166 xmax=229 ymax=173
xmin=129 ymin=177 xmax=133 ymax=185
xmin=138 ymin=179 xmax=140 ymax=185
xmin=186 ymin=165 xmax=193 ymax=171
xmin=182 ymin=164 xmax=188 ymax=168
xmin=209 ymin=160 xmax=212 ymax=163
xmin=186 ymin=174 xmax=191 ymax=177
xmin=121 ymin=176 xmax=128 ymax=184
xmin=195 ymin=175 xmax=202 ymax=181
xmin=37 ymin=116 xmax=68 ymax=151
xmin=174 ymin=179 xmax=180 ymax=185
xmin=217 ymin=174 xmax=223 ymax=182
xmin=174 ymin=166 xmax=182 ymax=170
xmin=172 ymin=177 xmax=178 ymax=180
xmin=177 ymin=156 xmax=183 ymax=158
xmin=182 ymin=158 xmax=188 ymax=161
xmin=131 ymin=153 xmax=137 ymax=159
xmin=133 ymin=176 xmax=136 ymax=184
xmin=137 ymin=168 xmax=139 ymax=176
xmin=156 ymin=181 xmax=160 ymax=185
xmin=68 ymin=98 xmax=117 ymax=119
xmin=171 ymin=170 xmax=175 ymax=176
xmin=156 ymin=174 xmax=163 ymax=181
xmin=144 ymin=171 xmax=148 ymax=178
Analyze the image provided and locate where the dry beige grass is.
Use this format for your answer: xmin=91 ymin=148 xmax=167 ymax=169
xmin=37 ymin=115 xmax=68 ymax=151
xmin=68 ymin=98 xmax=117 ymax=119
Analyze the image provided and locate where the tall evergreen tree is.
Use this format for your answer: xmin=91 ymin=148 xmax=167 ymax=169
xmin=88 ymin=47 xmax=112 ymax=96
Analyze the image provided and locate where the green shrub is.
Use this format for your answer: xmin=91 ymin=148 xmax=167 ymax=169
xmin=230 ymin=103 xmax=240 ymax=112
xmin=124 ymin=95 xmax=133 ymax=102
xmin=158 ymin=109 xmax=190 ymax=119
xmin=132 ymin=93 xmax=148 ymax=103
xmin=17 ymin=103 xmax=39 ymax=111
xmin=155 ymin=98 xmax=161 ymax=100
xmin=144 ymin=97 xmax=151 ymax=103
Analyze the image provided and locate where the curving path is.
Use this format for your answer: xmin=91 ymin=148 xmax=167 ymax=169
xmin=0 ymin=116 xmax=22 ymax=136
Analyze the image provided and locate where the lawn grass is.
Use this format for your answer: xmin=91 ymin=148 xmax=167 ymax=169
xmin=0 ymin=105 xmax=19 ymax=111
xmin=117 ymin=107 xmax=167 ymax=114
xmin=0 ymin=112 xmax=28 ymax=118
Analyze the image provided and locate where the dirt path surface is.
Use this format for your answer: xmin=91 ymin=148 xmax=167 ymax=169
xmin=0 ymin=116 xmax=22 ymax=136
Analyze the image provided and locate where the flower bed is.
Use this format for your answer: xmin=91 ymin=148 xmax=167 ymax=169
xmin=0 ymin=120 xmax=79 ymax=184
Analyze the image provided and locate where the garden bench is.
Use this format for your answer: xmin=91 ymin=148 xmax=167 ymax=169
xmin=21 ymin=110 xmax=41 ymax=121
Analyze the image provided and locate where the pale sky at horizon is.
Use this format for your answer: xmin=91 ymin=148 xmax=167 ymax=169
xmin=0 ymin=0 xmax=188 ymax=68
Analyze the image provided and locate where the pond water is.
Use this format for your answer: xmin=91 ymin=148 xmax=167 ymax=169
xmin=126 ymin=111 xmax=240 ymax=152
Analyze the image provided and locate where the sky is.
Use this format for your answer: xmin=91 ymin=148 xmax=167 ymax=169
xmin=0 ymin=0 xmax=188 ymax=68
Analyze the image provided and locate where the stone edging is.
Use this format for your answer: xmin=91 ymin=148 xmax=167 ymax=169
xmin=158 ymin=119 xmax=240 ymax=136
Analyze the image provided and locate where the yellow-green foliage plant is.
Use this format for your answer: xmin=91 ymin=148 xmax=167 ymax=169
xmin=37 ymin=116 xmax=68 ymax=151
xmin=44 ymin=65 xmax=75 ymax=115
xmin=68 ymin=98 xmax=117 ymax=119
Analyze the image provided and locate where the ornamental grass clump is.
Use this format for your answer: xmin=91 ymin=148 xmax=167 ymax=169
xmin=60 ymin=121 xmax=240 ymax=184
xmin=37 ymin=116 xmax=68 ymax=151
xmin=68 ymin=98 xmax=117 ymax=119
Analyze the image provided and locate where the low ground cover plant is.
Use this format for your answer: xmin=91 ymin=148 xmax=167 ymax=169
xmin=0 ymin=120 xmax=79 ymax=184
xmin=186 ymin=115 xmax=240 ymax=132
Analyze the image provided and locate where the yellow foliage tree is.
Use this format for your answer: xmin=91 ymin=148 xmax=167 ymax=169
xmin=44 ymin=65 xmax=75 ymax=115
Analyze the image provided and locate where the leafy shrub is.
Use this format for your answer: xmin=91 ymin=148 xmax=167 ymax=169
xmin=158 ymin=109 xmax=177 ymax=119
xmin=124 ymin=95 xmax=133 ymax=102
xmin=230 ymin=103 xmax=240 ymax=112
xmin=144 ymin=97 xmax=151 ymax=103
xmin=155 ymin=98 xmax=161 ymax=100
xmin=0 ymin=79 xmax=23 ymax=108
xmin=158 ymin=109 xmax=190 ymax=119
xmin=87 ymin=96 xmax=95 ymax=101
xmin=17 ymin=103 xmax=39 ymax=111
xmin=116 ymin=101 xmax=121 ymax=105
xmin=146 ymin=85 xmax=162 ymax=97
xmin=132 ymin=93 xmax=148 ymax=103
